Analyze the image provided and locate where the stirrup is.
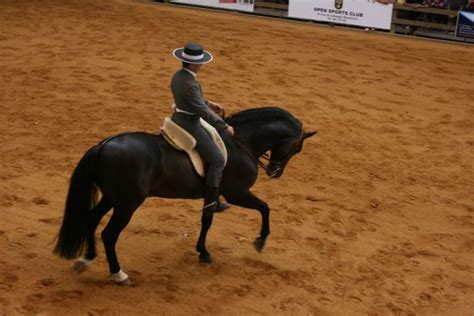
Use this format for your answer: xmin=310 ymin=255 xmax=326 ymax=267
xmin=215 ymin=201 xmax=231 ymax=213
xmin=203 ymin=201 xmax=217 ymax=214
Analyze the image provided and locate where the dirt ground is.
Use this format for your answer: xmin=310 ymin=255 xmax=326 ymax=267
xmin=0 ymin=0 xmax=473 ymax=315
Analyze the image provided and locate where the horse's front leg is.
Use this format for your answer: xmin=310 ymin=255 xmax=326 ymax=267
xmin=196 ymin=211 xmax=214 ymax=263
xmin=225 ymin=191 xmax=270 ymax=252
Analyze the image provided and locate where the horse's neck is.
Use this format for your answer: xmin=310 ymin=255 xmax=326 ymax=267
xmin=235 ymin=123 xmax=276 ymax=157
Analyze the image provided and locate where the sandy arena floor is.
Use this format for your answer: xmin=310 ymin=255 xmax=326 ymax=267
xmin=0 ymin=0 xmax=473 ymax=315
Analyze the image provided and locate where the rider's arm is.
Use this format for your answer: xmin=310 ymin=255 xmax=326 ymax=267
xmin=184 ymin=82 xmax=227 ymax=131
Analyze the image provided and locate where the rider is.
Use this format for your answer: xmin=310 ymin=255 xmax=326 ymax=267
xmin=171 ymin=43 xmax=235 ymax=214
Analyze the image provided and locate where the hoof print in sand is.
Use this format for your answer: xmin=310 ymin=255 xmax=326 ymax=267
xmin=32 ymin=197 xmax=50 ymax=205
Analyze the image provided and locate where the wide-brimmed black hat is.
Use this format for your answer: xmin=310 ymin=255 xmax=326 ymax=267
xmin=173 ymin=43 xmax=213 ymax=64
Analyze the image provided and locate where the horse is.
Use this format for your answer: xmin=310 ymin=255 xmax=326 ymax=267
xmin=53 ymin=107 xmax=317 ymax=285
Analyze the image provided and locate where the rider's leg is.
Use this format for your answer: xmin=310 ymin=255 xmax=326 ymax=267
xmin=193 ymin=127 xmax=226 ymax=213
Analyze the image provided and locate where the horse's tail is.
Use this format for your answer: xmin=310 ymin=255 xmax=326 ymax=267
xmin=53 ymin=145 xmax=101 ymax=259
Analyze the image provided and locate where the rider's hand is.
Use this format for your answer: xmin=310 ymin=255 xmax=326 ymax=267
xmin=224 ymin=124 xmax=235 ymax=136
xmin=208 ymin=101 xmax=222 ymax=110
xmin=207 ymin=100 xmax=225 ymax=119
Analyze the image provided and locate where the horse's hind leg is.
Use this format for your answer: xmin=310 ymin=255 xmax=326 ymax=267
xmin=101 ymin=203 xmax=141 ymax=286
xmin=224 ymin=191 xmax=270 ymax=252
xmin=74 ymin=197 xmax=112 ymax=273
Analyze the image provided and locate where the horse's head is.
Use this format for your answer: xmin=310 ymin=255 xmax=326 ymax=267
xmin=227 ymin=107 xmax=318 ymax=178
xmin=266 ymin=129 xmax=317 ymax=178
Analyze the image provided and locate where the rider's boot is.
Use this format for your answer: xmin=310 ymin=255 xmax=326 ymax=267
xmin=203 ymin=185 xmax=231 ymax=214
xmin=215 ymin=199 xmax=231 ymax=213
xmin=203 ymin=185 xmax=219 ymax=215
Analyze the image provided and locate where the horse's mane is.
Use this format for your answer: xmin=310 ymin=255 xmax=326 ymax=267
xmin=226 ymin=107 xmax=301 ymax=128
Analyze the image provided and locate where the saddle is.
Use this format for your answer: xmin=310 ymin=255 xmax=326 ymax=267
xmin=160 ymin=118 xmax=227 ymax=177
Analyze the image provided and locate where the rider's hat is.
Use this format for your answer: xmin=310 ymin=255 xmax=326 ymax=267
xmin=173 ymin=43 xmax=213 ymax=64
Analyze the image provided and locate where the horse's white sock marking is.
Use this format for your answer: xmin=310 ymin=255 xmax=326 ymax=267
xmin=79 ymin=258 xmax=93 ymax=267
xmin=112 ymin=269 xmax=129 ymax=283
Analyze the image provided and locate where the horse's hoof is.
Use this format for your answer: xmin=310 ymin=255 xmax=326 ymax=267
xmin=199 ymin=254 xmax=213 ymax=264
xmin=116 ymin=278 xmax=132 ymax=286
xmin=111 ymin=270 xmax=130 ymax=286
xmin=254 ymin=238 xmax=266 ymax=252
xmin=73 ymin=260 xmax=89 ymax=274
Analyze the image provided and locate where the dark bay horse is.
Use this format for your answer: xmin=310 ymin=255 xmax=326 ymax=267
xmin=54 ymin=107 xmax=316 ymax=285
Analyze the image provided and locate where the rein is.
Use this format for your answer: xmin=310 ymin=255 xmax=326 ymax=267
xmin=231 ymin=136 xmax=271 ymax=173
xmin=231 ymin=126 xmax=304 ymax=177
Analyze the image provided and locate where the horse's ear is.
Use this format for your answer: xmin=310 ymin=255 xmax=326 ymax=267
xmin=303 ymin=131 xmax=318 ymax=140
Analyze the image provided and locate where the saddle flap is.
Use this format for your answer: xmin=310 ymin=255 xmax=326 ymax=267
xmin=161 ymin=118 xmax=196 ymax=151
xmin=199 ymin=118 xmax=228 ymax=164
xmin=160 ymin=117 xmax=227 ymax=178
xmin=188 ymin=151 xmax=206 ymax=177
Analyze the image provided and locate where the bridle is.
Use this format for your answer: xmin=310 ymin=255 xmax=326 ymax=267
xmin=232 ymin=126 xmax=305 ymax=177
xmin=231 ymin=136 xmax=272 ymax=173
